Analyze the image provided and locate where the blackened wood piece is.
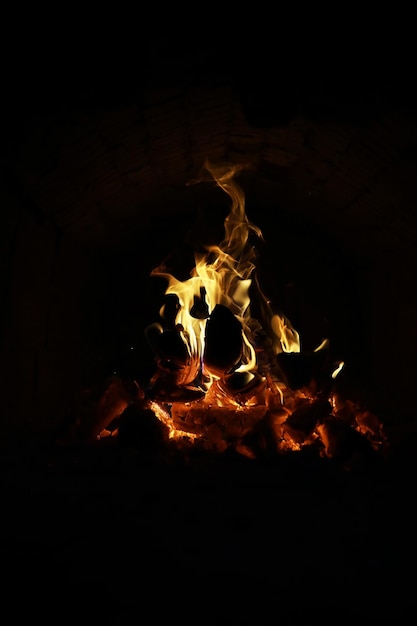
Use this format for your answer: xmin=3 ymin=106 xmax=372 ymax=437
xmin=283 ymin=397 xmax=332 ymax=443
xmin=147 ymin=371 xmax=205 ymax=402
xmin=162 ymin=293 xmax=181 ymax=328
xmin=146 ymin=323 xmax=189 ymax=367
xmin=240 ymin=412 xmax=284 ymax=458
xmin=71 ymin=376 xmax=141 ymax=442
xmin=316 ymin=414 xmax=376 ymax=463
xmin=276 ymin=348 xmax=330 ymax=391
xmin=117 ymin=401 xmax=170 ymax=450
xmin=218 ymin=371 xmax=267 ymax=404
xmin=190 ymin=286 xmax=209 ymax=319
xmin=222 ymin=371 xmax=260 ymax=392
xmin=203 ymin=304 xmax=243 ymax=376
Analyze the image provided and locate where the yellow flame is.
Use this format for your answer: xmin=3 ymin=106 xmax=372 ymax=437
xmin=143 ymin=163 xmax=388 ymax=460
xmin=314 ymin=338 xmax=329 ymax=352
xmin=150 ymin=161 xmax=301 ymax=384
xmin=332 ymin=361 xmax=344 ymax=379
xmin=270 ymin=313 xmax=300 ymax=353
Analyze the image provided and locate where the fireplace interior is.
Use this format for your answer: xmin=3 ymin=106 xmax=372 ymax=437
xmin=1 ymin=31 xmax=417 ymax=618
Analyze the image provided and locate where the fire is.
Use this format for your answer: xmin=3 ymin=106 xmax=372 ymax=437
xmin=91 ymin=161 xmax=388 ymax=467
xmin=147 ymin=163 xmax=304 ymax=386
xmin=147 ymin=163 xmax=265 ymax=382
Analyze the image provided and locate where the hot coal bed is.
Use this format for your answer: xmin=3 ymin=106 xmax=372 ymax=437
xmin=62 ymin=162 xmax=389 ymax=475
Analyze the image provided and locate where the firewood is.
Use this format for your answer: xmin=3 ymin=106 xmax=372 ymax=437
xmin=147 ymin=370 xmax=205 ymax=403
xmin=145 ymin=323 xmax=190 ymax=368
xmin=73 ymin=376 xmax=141 ymax=442
xmin=240 ymin=411 xmax=285 ymax=458
xmin=190 ymin=286 xmax=210 ymax=319
xmin=117 ymin=401 xmax=170 ymax=450
xmin=217 ymin=371 xmax=267 ymax=405
xmin=276 ymin=348 xmax=331 ymax=392
xmin=282 ymin=397 xmax=332 ymax=444
xmin=316 ymin=414 xmax=375 ymax=463
xmin=203 ymin=304 xmax=243 ymax=377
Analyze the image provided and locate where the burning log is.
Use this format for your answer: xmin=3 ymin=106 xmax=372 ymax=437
xmin=67 ymin=376 xmax=142 ymax=443
xmin=117 ymin=401 xmax=170 ymax=452
xmin=146 ymin=323 xmax=200 ymax=383
xmin=145 ymin=321 xmax=202 ymax=395
xmin=147 ymin=371 xmax=206 ymax=403
xmin=146 ymin=323 xmax=190 ymax=367
xmin=332 ymin=397 xmax=388 ymax=451
xmin=276 ymin=346 xmax=334 ymax=393
xmin=134 ymin=161 xmax=388 ymax=466
xmin=240 ymin=410 xmax=289 ymax=459
xmin=282 ymin=397 xmax=333 ymax=444
xmin=190 ymin=286 xmax=210 ymax=319
xmin=145 ymin=293 xmax=201 ymax=388
xmin=217 ymin=371 xmax=267 ymax=406
xmin=203 ymin=304 xmax=244 ymax=377
xmin=316 ymin=414 xmax=376 ymax=465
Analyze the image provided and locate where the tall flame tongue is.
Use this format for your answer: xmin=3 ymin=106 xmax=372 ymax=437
xmin=145 ymin=162 xmax=302 ymax=442
xmin=143 ymin=162 xmax=386 ymax=461
xmin=147 ymin=162 xmax=300 ymax=389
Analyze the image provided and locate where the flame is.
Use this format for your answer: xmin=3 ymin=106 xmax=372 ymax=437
xmin=331 ymin=360 xmax=344 ymax=379
xmin=141 ymin=161 xmax=387 ymax=461
xmin=270 ymin=313 xmax=300 ymax=353
xmin=149 ymin=161 xmax=300 ymax=384
xmin=85 ymin=166 xmax=386 ymax=463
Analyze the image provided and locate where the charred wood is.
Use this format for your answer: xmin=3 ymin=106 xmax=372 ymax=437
xmin=117 ymin=401 xmax=170 ymax=451
xmin=282 ymin=397 xmax=333 ymax=444
xmin=276 ymin=348 xmax=333 ymax=393
xmin=240 ymin=411 xmax=286 ymax=459
xmin=218 ymin=371 xmax=266 ymax=405
xmin=316 ymin=414 xmax=376 ymax=466
xmin=67 ymin=376 xmax=142 ymax=443
xmin=145 ymin=323 xmax=190 ymax=368
xmin=147 ymin=369 xmax=205 ymax=402
xmin=160 ymin=293 xmax=181 ymax=328
xmin=203 ymin=304 xmax=243 ymax=377
xmin=146 ymin=319 xmax=201 ymax=388
xmin=190 ymin=286 xmax=209 ymax=319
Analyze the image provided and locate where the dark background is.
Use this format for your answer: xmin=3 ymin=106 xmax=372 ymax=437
xmin=1 ymin=15 xmax=416 ymax=617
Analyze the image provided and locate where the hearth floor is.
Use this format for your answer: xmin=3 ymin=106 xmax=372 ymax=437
xmin=0 ymin=436 xmax=415 ymax=621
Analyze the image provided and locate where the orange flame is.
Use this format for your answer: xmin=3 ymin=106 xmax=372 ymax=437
xmin=139 ymin=161 xmax=387 ymax=461
xmin=150 ymin=161 xmax=301 ymax=386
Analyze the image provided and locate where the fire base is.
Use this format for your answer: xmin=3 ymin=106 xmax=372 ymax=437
xmin=169 ymin=401 xmax=269 ymax=452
